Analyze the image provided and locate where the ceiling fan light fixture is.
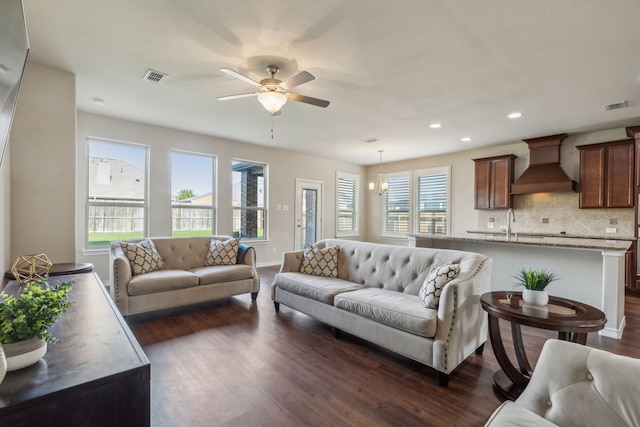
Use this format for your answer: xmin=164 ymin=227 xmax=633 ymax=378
xmin=258 ymin=91 xmax=287 ymax=114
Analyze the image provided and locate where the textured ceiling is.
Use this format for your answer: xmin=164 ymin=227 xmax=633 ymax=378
xmin=21 ymin=0 xmax=640 ymax=165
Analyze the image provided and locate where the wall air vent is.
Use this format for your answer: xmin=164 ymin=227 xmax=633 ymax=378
xmin=604 ymin=101 xmax=627 ymax=111
xmin=142 ymin=69 xmax=168 ymax=84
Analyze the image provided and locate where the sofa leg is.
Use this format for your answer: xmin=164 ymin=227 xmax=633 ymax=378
xmin=251 ymin=292 xmax=258 ymax=301
xmin=476 ymin=343 xmax=485 ymax=355
xmin=438 ymin=372 xmax=450 ymax=388
xmin=333 ymin=328 xmax=342 ymax=339
xmin=274 ymin=302 xmax=280 ymax=312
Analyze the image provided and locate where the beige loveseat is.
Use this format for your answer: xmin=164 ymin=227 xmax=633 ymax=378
xmin=485 ymin=339 xmax=640 ymax=426
xmin=271 ymin=239 xmax=492 ymax=386
xmin=110 ymin=235 xmax=259 ymax=316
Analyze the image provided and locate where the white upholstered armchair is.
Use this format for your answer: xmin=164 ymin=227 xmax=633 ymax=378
xmin=485 ymin=339 xmax=640 ymax=427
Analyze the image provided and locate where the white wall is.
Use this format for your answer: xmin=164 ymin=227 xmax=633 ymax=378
xmin=9 ymin=61 xmax=76 ymax=263
xmin=76 ymin=112 xmax=366 ymax=282
xmin=364 ymin=127 xmax=635 ymax=245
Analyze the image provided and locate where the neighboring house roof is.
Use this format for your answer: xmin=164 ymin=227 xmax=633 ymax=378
xmin=88 ymin=157 xmax=144 ymax=200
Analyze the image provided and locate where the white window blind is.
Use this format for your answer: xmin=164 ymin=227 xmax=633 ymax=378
xmin=336 ymin=172 xmax=359 ymax=236
xmin=415 ymin=170 xmax=448 ymax=235
xmin=383 ymin=173 xmax=411 ymax=235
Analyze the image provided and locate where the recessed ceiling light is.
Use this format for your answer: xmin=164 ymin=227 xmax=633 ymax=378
xmin=429 ymin=123 xmax=442 ymax=129
xmin=92 ymin=97 xmax=105 ymax=106
xmin=461 ymin=137 xmax=472 ymax=142
xmin=508 ymin=112 xmax=523 ymax=119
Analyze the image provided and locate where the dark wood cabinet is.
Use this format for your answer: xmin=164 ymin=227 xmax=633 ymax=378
xmin=473 ymin=155 xmax=516 ymax=210
xmin=0 ymin=273 xmax=150 ymax=426
xmin=577 ymin=140 xmax=634 ymax=209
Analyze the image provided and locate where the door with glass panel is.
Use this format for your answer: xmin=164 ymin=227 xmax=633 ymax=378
xmin=295 ymin=180 xmax=323 ymax=250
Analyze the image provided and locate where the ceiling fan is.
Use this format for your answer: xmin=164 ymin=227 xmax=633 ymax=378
xmin=217 ymin=65 xmax=330 ymax=115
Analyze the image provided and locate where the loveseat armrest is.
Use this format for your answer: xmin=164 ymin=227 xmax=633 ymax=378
xmin=109 ymin=241 xmax=133 ymax=315
xmin=278 ymin=250 xmax=304 ymax=273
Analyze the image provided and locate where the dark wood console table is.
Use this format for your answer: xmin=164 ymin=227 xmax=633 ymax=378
xmin=480 ymin=291 xmax=606 ymax=400
xmin=0 ymin=272 xmax=150 ymax=426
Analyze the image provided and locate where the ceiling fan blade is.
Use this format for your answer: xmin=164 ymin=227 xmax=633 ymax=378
xmin=219 ymin=68 xmax=262 ymax=87
xmin=281 ymin=71 xmax=315 ymax=90
xmin=287 ymin=92 xmax=330 ymax=108
xmin=216 ymin=93 xmax=258 ymax=101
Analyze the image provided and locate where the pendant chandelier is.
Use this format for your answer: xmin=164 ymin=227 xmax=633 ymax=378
xmin=369 ymin=150 xmax=388 ymax=195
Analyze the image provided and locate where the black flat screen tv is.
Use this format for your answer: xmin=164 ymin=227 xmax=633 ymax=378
xmin=0 ymin=0 xmax=29 ymax=167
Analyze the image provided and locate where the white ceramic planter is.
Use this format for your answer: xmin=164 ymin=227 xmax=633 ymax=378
xmin=0 ymin=343 xmax=6 ymax=384
xmin=522 ymin=289 xmax=549 ymax=306
xmin=3 ymin=337 xmax=47 ymax=371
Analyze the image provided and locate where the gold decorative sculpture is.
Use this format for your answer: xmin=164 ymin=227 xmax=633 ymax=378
xmin=10 ymin=254 xmax=52 ymax=284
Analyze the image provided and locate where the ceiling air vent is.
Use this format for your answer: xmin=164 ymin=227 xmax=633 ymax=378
xmin=604 ymin=100 xmax=627 ymax=111
xmin=142 ymin=69 xmax=168 ymax=84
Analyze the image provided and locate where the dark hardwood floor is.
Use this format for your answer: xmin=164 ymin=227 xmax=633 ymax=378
xmin=128 ymin=266 xmax=640 ymax=427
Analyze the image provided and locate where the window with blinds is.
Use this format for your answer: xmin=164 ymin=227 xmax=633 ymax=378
xmin=383 ymin=173 xmax=411 ymax=235
xmin=415 ymin=169 xmax=448 ymax=235
xmin=336 ymin=172 xmax=359 ymax=236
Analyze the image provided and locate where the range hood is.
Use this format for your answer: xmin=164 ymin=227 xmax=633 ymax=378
xmin=511 ymin=133 xmax=577 ymax=194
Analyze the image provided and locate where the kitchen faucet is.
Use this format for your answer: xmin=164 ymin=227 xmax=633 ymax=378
xmin=507 ymin=208 xmax=516 ymax=240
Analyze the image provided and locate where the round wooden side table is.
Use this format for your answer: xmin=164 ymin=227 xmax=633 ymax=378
xmin=480 ymin=291 xmax=606 ymax=400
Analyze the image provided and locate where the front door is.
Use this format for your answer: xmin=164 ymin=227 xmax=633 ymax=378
xmin=295 ymin=179 xmax=323 ymax=250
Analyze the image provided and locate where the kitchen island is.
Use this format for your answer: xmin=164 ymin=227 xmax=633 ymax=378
xmin=409 ymin=232 xmax=632 ymax=339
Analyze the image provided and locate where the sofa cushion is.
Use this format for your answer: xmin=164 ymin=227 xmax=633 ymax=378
xmin=300 ymin=245 xmax=339 ymax=277
xmin=274 ymin=272 xmax=363 ymax=304
xmin=120 ymin=239 xmax=165 ymax=275
xmin=418 ymin=263 xmax=459 ymax=308
xmin=191 ymin=264 xmax=255 ymax=285
xmin=128 ymin=269 xmax=199 ymax=296
xmin=205 ymin=237 xmax=240 ymax=266
xmin=485 ymin=401 xmax=557 ymax=427
xmin=334 ymin=288 xmax=438 ymax=338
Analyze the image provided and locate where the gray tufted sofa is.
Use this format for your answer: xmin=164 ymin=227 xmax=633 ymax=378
xmin=271 ymin=239 xmax=492 ymax=386
xmin=485 ymin=339 xmax=640 ymax=426
xmin=110 ymin=235 xmax=259 ymax=316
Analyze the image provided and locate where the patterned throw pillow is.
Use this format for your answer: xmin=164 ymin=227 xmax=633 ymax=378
xmin=419 ymin=264 xmax=460 ymax=309
xmin=120 ymin=239 xmax=165 ymax=275
xmin=299 ymin=245 xmax=339 ymax=278
xmin=205 ymin=237 xmax=240 ymax=266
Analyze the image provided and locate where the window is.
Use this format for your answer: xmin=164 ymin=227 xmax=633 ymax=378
xmin=171 ymin=151 xmax=216 ymax=237
xmin=336 ymin=172 xmax=360 ymax=237
xmin=86 ymin=138 xmax=148 ymax=248
xmin=415 ymin=167 xmax=450 ymax=235
xmin=232 ymin=160 xmax=267 ymax=240
xmin=382 ymin=172 xmax=411 ymax=236
xmin=381 ymin=167 xmax=450 ymax=237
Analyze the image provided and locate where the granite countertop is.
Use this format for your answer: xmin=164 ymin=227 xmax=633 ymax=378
xmin=409 ymin=231 xmax=634 ymax=251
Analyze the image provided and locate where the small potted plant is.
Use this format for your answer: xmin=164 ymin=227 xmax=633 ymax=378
xmin=513 ymin=267 xmax=558 ymax=306
xmin=0 ymin=279 xmax=73 ymax=371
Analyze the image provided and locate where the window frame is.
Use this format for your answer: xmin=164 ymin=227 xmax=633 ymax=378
xmin=381 ymin=166 xmax=451 ymax=238
xmin=232 ymin=158 xmax=268 ymax=241
xmin=335 ymin=171 xmax=360 ymax=238
xmin=85 ymin=137 xmax=149 ymax=249
xmin=414 ymin=166 xmax=451 ymax=236
xmin=170 ymin=150 xmax=217 ymax=237
xmin=381 ymin=171 xmax=412 ymax=238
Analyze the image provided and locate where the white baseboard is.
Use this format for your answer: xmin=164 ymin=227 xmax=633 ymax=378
xmin=599 ymin=316 xmax=625 ymax=339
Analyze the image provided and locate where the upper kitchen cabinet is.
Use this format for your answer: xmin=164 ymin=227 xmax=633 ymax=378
xmin=473 ymin=155 xmax=516 ymax=209
xmin=577 ymin=140 xmax=634 ymax=208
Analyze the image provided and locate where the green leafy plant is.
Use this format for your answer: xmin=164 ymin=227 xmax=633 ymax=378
xmin=513 ymin=267 xmax=558 ymax=291
xmin=0 ymin=279 xmax=73 ymax=344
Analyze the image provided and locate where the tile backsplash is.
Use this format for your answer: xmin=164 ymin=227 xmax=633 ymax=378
xmin=477 ymin=193 xmax=634 ymax=238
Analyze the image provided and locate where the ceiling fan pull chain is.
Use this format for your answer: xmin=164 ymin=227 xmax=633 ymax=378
xmin=271 ymin=116 xmax=275 ymax=139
